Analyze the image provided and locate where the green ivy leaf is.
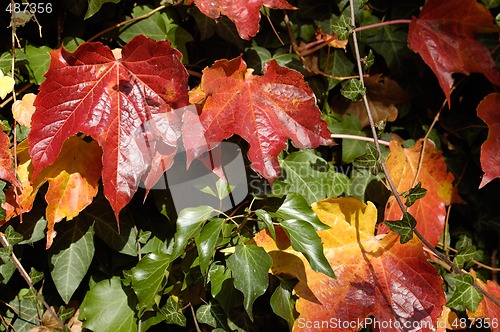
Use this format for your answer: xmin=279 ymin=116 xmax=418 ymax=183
xmin=275 ymin=193 xmax=329 ymax=231
xmin=49 ymin=221 xmax=95 ymax=304
xmin=332 ymin=15 xmax=353 ymax=40
xmin=453 ymin=246 xmax=476 ymax=269
xmin=80 ymin=277 xmax=137 ymax=332
xmin=481 ymin=0 xmax=500 ymax=8
xmin=28 ymin=268 xmax=44 ymax=286
xmin=402 ymin=181 xmax=427 ymax=207
xmin=7 ymin=289 xmax=43 ymax=330
xmin=160 ymin=296 xmax=186 ymax=327
xmin=130 ymin=252 xmax=171 ymax=315
xmin=5 ymin=226 xmax=23 ymax=246
xmin=341 ymin=79 xmax=366 ymax=102
xmin=226 ymin=244 xmax=272 ymax=321
xmin=196 ymin=302 xmax=229 ymax=330
xmin=85 ymin=0 xmax=120 ymax=19
xmin=270 ymin=281 xmax=295 ymax=329
xmin=353 ymin=143 xmax=380 ymax=172
xmin=255 ymin=209 xmax=276 ymax=242
xmin=24 ymin=44 xmax=52 ymax=84
xmin=195 ymin=218 xmax=224 ymax=275
xmin=172 ymin=205 xmax=215 ymax=259
xmin=385 ymin=211 xmax=416 ymax=244
xmin=188 ymin=7 xmax=216 ymax=40
xmin=18 ymin=216 xmax=47 ymax=245
xmin=279 ymin=218 xmax=335 ymax=278
xmin=447 ymin=274 xmax=483 ymax=312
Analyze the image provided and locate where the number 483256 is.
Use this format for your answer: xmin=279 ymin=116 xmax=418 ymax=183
xmin=6 ymin=2 xmax=52 ymax=14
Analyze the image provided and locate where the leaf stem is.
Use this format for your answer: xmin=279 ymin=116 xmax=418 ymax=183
xmin=353 ymin=19 xmax=412 ymax=33
xmin=330 ymin=134 xmax=391 ymax=146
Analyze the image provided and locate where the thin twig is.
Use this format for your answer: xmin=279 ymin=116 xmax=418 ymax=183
xmin=348 ymin=0 xmax=500 ymax=310
xmin=87 ymin=5 xmax=167 ymax=42
xmin=0 ymin=234 xmax=64 ymax=328
xmin=353 ymin=19 xmax=411 ymax=33
xmin=331 ymin=133 xmax=391 ymax=146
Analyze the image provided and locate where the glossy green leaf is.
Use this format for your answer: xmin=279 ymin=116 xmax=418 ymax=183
xmin=226 ymin=244 xmax=272 ymax=320
xmin=365 ymin=25 xmax=408 ymax=76
xmin=28 ymin=267 xmax=44 ymax=285
xmin=196 ymin=302 xmax=229 ymax=329
xmin=275 ymin=193 xmax=329 ymax=231
xmin=18 ymin=216 xmax=47 ymax=245
xmin=208 ymin=262 xmax=228 ymax=297
xmin=321 ymin=48 xmax=355 ymax=90
xmin=172 ymin=205 xmax=215 ymax=259
xmin=270 ymin=281 xmax=295 ymax=329
xmin=255 ymin=209 xmax=276 ymax=242
xmin=4 ymin=225 xmax=23 ymax=246
xmin=130 ymin=252 xmax=171 ymax=315
xmin=49 ymin=221 xmax=95 ymax=304
xmin=80 ymin=277 xmax=137 ymax=332
xmin=85 ymin=0 xmax=120 ymax=19
xmin=195 ymin=218 xmax=224 ymax=275
xmin=385 ymin=211 xmax=416 ymax=244
xmin=7 ymin=289 xmax=43 ymax=330
xmin=279 ymin=218 xmax=335 ymax=278
xmin=447 ymin=274 xmax=483 ymax=312
xmin=327 ymin=114 xmax=368 ymax=163
xmin=341 ymin=79 xmax=366 ymax=102
xmin=160 ymin=296 xmax=186 ymax=327
xmin=24 ymin=45 xmax=52 ymax=84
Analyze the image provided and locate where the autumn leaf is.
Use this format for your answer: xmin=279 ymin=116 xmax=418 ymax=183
xmin=194 ymin=0 xmax=296 ymax=40
xmin=408 ymin=0 xmax=500 ymax=105
xmin=0 ymin=131 xmax=18 ymax=186
xmin=28 ymin=34 xmax=189 ymax=218
xmin=477 ymin=93 xmax=500 ymax=188
xmin=380 ymin=139 xmax=457 ymax=246
xmin=467 ymin=271 xmax=500 ymax=332
xmin=12 ymin=93 xmax=36 ymax=128
xmin=185 ymin=57 xmax=332 ymax=183
xmin=0 ymin=69 xmax=15 ymax=99
xmin=254 ymin=197 xmax=445 ymax=331
xmin=2 ymin=137 xmax=102 ymax=248
xmin=34 ymin=136 xmax=102 ymax=248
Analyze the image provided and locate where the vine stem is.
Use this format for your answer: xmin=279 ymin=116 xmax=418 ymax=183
xmin=347 ymin=1 xmax=500 ymax=310
xmin=353 ymin=19 xmax=411 ymax=33
xmin=330 ymin=134 xmax=391 ymax=146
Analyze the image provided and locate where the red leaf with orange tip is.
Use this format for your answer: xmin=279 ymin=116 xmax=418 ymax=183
xmin=28 ymin=34 xmax=189 ymax=219
xmin=194 ymin=0 xmax=295 ymax=39
xmin=408 ymin=0 xmax=500 ymax=106
xmin=185 ymin=57 xmax=332 ymax=183
xmin=254 ymin=197 xmax=446 ymax=331
xmin=477 ymin=93 xmax=500 ymax=188
xmin=0 ymin=131 xmax=17 ymax=186
xmin=380 ymin=139 xmax=457 ymax=246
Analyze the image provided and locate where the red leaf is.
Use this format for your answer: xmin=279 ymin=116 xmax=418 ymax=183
xmin=28 ymin=35 xmax=189 ymax=218
xmin=408 ymin=0 xmax=500 ymax=106
xmin=194 ymin=0 xmax=295 ymax=39
xmin=185 ymin=57 xmax=332 ymax=183
xmin=477 ymin=93 xmax=500 ymax=188
xmin=0 ymin=131 xmax=17 ymax=185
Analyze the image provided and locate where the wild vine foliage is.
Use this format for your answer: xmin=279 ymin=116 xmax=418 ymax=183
xmin=1 ymin=0 xmax=500 ymax=331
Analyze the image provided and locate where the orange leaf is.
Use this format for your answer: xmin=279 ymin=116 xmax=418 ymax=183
xmin=0 ymin=131 xmax=18 ymax=186
xmin=12 ymin=93 xmax=36 ymax=128
xmin=34 ymin=136 xmax=102 ymax=247
xmin=477 ymin=93 xmax=500 ymax=188
xmin=1 ymin=137 xmax=102 ymax=247
xmin=381 ymin=139 xmax=457 ymax=246
xmin=467 ymin=271 xmax=500 ymax=332
xmin=254 ymin=197 xmax=446 ymax=331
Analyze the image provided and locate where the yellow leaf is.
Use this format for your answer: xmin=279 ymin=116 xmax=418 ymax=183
xmin=12 ymin=93 xmax=36 ymax=127
xmin=0 ymin=69 xmax=15 ymax=100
